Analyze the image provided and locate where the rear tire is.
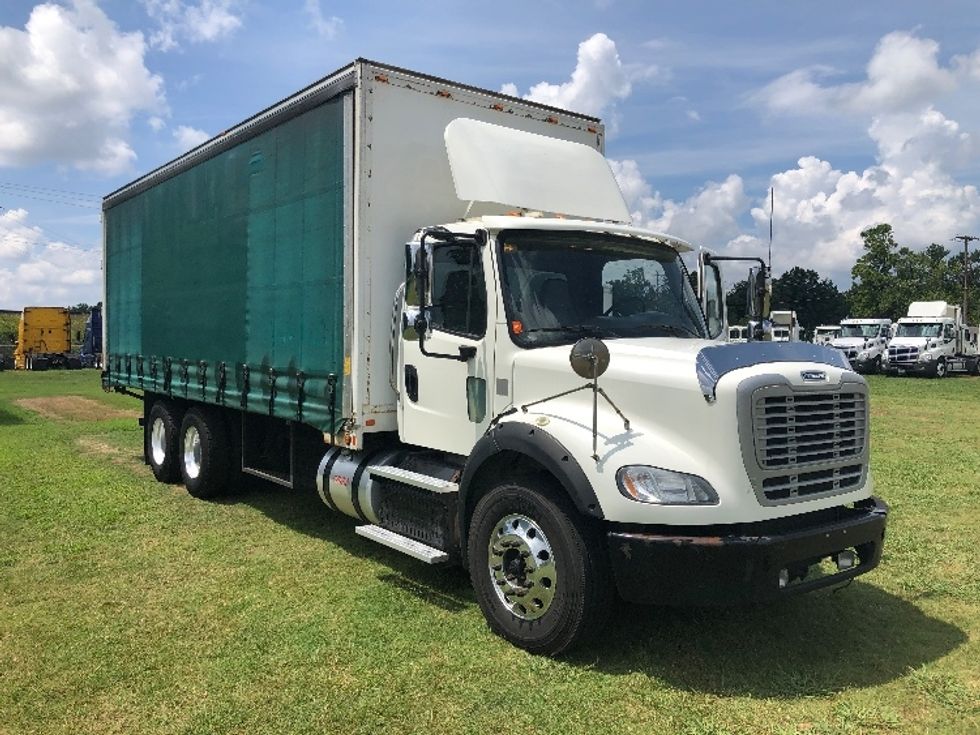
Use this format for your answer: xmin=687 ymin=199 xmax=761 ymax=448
xmin=146 ymin=400 xmax=181 ymax=483
xmin=178 ymin=407 xmax=230 ymax=499
xmin=468 ymin=480 xmax=613 ymax=656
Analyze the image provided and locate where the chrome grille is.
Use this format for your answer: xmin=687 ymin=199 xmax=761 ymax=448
xmin=888 ymin=345 xmax=919 ymax=364
xmin=753 ymin=391 xmax=867 ymax=469
xmin=761 ymin=464 xmax=863 ymax=502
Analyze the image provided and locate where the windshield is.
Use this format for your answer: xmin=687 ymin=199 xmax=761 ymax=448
xmin=840 ymin=324 xmax=883 ymax=338
xmin=816 ymin=328 xmax=838 ymax=336
xmin=895 ymin=322 xmax=942 ymax=338
xmin=773 ymin=328 xmax=789 ymax=339
xmin=498 ymin=230 xmax=707 ymax=347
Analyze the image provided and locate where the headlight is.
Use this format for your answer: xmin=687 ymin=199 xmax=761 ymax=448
xmin=857 ymin=351 xmax=870 ymax=360
xmin=920 ymin=352 xmax=933 ymax=362
xmin=617 ymin=466 xmax=719 ymax=505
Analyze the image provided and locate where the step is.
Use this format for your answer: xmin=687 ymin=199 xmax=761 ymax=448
xmin=367 ymin=465 xmax=459 ymax=494
xmin=355 ymin=525 xmax=450 ymax=564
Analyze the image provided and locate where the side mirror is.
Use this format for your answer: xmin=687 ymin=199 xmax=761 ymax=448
xmin=746 ymin=266 xmax=771 ymax=321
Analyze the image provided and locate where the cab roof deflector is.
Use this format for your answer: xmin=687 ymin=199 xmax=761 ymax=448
xmin=445 ymin=118 xmax=631 ymax=224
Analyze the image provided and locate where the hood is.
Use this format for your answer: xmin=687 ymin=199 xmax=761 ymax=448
xmin=510 ymin=338 xmax=851 ymax=406
xmin=831 ymin=337 xmax=868 ymax=349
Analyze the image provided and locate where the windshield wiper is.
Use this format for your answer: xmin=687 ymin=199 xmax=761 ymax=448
xmin=522 ymin=325 xmax=622 ymax=338
xmin=651 ymin=323 xmax=702 ymax=338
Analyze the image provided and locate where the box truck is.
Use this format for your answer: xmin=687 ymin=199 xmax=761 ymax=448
xmin=884 ymin=301 xmax=979 ymax=377
xmin=103 ymin=59 xmax=887 ymax=655
xmin=830 ymin=318 xmax=892 ymax=374
xmin=770 ymin=310 xmax=800 ymax=342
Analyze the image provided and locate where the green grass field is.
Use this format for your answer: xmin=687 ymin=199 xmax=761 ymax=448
xmin=1 ymin=371 xmax=978 ymax=734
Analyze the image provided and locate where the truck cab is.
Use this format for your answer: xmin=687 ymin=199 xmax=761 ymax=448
xmin=813 ymin=325 xmax=841 ymax=346
xmin=830 ymin=318 xmax=892 ymax=374
xmin=884 ymin=301 xmax=980 ymax=377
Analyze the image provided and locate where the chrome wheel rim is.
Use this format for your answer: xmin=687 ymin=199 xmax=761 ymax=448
xmin=488 ymin=513 xmax=557 ymax=620
xmin=937 ymin=361 xmax=946 ymax=377
xmin=183 ymin=425 xmax=202 ymax=479
xmin=150 ymin=417 xmax=167 ymax=466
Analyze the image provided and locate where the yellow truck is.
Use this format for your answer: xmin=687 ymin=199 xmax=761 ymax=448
xmin=13 ymin=307 xmax=79 ymax=370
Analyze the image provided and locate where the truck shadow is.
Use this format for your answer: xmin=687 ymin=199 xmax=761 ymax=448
xmin=0 ymin=404 xmax=26 ymax=426
xmin=567 ymin=586 xmax=967 ymax=697
xmin=232 ymin=484 xmax=965 ymax=697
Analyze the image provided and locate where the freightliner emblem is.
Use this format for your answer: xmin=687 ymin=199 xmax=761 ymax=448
xmin=801 ymin=370 xmax=827 ymax=382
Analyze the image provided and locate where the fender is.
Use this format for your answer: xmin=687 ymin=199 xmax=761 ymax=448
xmin=458 ymin=421 xmax=604 ymax=553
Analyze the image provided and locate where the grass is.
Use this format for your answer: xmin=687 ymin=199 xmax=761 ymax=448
xmin=1 ymin=371 xmax=978 ymax=735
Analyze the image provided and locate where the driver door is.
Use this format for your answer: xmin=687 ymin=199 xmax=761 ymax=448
xmin=398 ymin=238 xmax=492 ymax=456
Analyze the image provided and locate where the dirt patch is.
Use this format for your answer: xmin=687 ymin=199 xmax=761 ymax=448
xmin=15 ymin=396 xmax=139 ymax=422
xmin=75 ymin=436 xmax=144 ymax=470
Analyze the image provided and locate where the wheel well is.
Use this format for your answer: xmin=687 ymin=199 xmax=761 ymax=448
xmin=460 ymin=450 xmax=576 ymax=559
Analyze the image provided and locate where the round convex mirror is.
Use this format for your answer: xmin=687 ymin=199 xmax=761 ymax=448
xmin=569 ymin=338 xmax=610 ymax=380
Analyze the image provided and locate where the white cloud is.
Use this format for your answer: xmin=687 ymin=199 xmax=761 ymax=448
xmin=754 ymin=32 xmax=956 ymax=117
xmin=0 ymin=208 xmax=101 ymax=308
xmin=174 ymin=125 xmax=210 ymax=150
xmin=148 ymin=116 xmax=167 ymax=132
xmin=611 ymin=159 xmax=748 ymax=247
xmin=142 ymin=0 xmax=243 ymax=51
xmin=500 ymin=33 xmax=660 ymax=123
xmin=0 ymin=0 xmax=165 ymax=175
xmin=610 ymin=30 xmax=980 ymax=284
xmin=304 ymin=0 xmax=342 ymax=39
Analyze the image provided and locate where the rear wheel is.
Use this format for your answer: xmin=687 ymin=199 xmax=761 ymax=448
xmin=179 ymin=407 xmax=230 ymax=499
xmin=146 ymin=400 xmax=181 ymax=482
xmin=468 ymin=480 xmax=613 ymax=656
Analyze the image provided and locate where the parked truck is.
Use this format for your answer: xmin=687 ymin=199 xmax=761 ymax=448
xmin=883 ymin=301 xmax=979 ymax=377
xmin=830 ymin=318 xmax=892 ymax=374
xmin=770 ymin=310 xmax=800 ymax=342
xmin=13 ymin=306 xmax=81 ymax=370
xmin=102 ymin=59 xmax=887 ymax=655
xmin=812 ymin=325 xmax=841 ymax=346
xmin=79 ymin=304 xmax=103 ymax=368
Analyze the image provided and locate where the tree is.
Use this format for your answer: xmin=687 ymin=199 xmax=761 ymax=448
xmin=771 ymin=267 xmax=849 ymax=336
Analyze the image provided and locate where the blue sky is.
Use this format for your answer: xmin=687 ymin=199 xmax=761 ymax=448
xmin=2 ymin=0 xmax=980 ymax=307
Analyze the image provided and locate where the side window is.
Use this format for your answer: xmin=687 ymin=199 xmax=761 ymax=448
xmin=944 ymin=323 xmax=955 ymax=341
xmin=428 ymin=244 xmax=487 ymax=339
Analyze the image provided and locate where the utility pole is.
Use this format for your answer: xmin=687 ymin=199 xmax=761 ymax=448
xmin=952 ymin=234 xmax=978 ymax=321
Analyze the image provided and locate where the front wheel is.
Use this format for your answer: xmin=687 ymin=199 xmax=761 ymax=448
xmin=467 ymin=481 xmax=613 ymax=656
xmin=934 ymin=358 xmax=947 ymax=378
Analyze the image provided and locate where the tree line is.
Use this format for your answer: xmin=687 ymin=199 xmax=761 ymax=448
xmin=726 ymin=223 xmax=980 ymax=336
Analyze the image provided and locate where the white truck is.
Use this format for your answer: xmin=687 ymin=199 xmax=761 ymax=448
xmin=770 ymin=310 xmax=800 ymax=342
xmin=830 ymin=318 xmax=892 ymax=374
xmin=883 ymin=301 xmax=980 ymax=377
xmin=727 ymin=325 xmax=749 ymax=343
xmin=102 ymin=59 xmax=887 ymax=656
xmin=813 ymin=325 xmax=841 ymax=346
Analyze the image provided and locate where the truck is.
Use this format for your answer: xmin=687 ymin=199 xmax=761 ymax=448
xmin=79 ymin=304 xmax=103 ymax=368
xmin=770 ymin=310 xmax=800 ymax=342
xmin=883 ymin=301 xmax=980 ymax=377
xmin=812 ymin=325 xmax=841 ymax=346
xmin=13 ymin=306 xmax=81 ymax=370
xmin=829 ymin=318 xmax=892 ymax=374
xmin=102 ymin=59 xmax=888 ymax=656
xmin=727 ymin=325 xmax=749 ymax=343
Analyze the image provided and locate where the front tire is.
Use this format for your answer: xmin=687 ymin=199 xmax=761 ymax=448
xmin=468 ymin=480 xmax=613 ymax=656
xmin=934 ymin=358 xmax=947 ymax=378
xmin=146 ymin=400 xmax=181 ymax=482
xmin=178 ymin=407 xmax=230 ymax=499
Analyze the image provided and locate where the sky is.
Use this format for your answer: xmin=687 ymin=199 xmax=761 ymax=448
xmin=2 ymin=0 xmax=980 ymax=308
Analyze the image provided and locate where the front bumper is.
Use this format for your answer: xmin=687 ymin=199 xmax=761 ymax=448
xmin=608 ymin=497 xmax=887 ymax=605
xmin=849 ymin=357 xmax=879 ymax=373
xmin=882 ymin=361 xmax=935 ymax=376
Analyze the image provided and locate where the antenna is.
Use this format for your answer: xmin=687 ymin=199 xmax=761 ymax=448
xmin=768 ymin=187 xmax=774 ymax=272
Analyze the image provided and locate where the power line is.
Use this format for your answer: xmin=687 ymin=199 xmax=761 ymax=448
xmin=0 ymin=181 xmax=101 ymax=201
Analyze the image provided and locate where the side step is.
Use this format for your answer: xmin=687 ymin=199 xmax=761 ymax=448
xmin=367 ymin=465 xmax=459 ymax=494
xmin=355 ymin=525 xmax=450 ymax=564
